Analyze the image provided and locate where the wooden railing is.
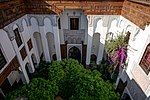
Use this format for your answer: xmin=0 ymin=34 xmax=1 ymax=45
xmin=0 ymin=56 xmax=20 ymax=85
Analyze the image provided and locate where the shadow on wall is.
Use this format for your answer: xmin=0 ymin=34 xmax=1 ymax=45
xmin=119 ymin=76 xmax=148 ymax=100
xmin=126 ymin=79 xmax=147 ymax=100
xmin=87 ymin=33 xmax=105 ymax=66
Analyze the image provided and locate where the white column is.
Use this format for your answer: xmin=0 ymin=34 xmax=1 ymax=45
xmin=96 ymin=27 xmax=108 ymax=64
xmin=86 ymin=15 xmax=94 ymax=65
xmin=53 ymin=26 xmax=61 ymax=60
xmin=20 ymin=29 xmax=35 ymax=73
xmin=23 ymin=41 xmax=35 ymax=73
xmin=39 ymin=26 xmax=51 ymax=62
xmin=11 ymin=40 xmax=29 ymax=83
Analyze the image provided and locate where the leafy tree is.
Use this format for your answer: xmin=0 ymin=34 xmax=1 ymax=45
xmin=49 ymin=59 xmax=119 ymax=100
xmin=6 ymin=59 xmax=119 ymax=100
xmin=104 ymin=34 xmax=129 ymax=82
xmin=6 ymin=78 xmax=58 ymax=100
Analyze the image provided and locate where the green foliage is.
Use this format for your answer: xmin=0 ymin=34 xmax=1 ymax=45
xmin=49 ymin=59 xmax=119 ymax=100
xmin=105 ymin=34 xmax=126 ymax=54
xmin=6 ymin=59 xmax=119 ymax=100
xmin=6 ymin=78 xmax=58 ymax=100
xmin=33 ymin=61 xmax=51 ymax=79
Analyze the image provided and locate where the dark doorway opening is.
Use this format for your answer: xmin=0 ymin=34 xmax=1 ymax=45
xmin=121 ymin=93 xmax=131 ymax=100
xmin=90 ymin=54 xmax=97 ymax=64
xmin=68 ymin=46 xmax=81 ymax=62
xmin=116 ymin=79 xmax=127 ymax=95
xmin=31 ymin=54 xmax=37 ymax=68
xmin=52 ymin=54 xmax=57 ymax=61
xmin=25 ymin=63 xmax=33 ymax=80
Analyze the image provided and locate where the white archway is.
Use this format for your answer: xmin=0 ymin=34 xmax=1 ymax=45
xmin=108 ymin=19 xmax=118 ymax=39
xmin=125 ymin=25 xmax=132 ymax=33
xmin=91 ymin=33 xmax=100 ymax=56
xmin=33 ymin=32 xmax=44 ymax=60
xmin=46 ymin=32 xmax=56 ymax=60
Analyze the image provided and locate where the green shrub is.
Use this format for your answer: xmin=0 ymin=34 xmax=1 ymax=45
xmin=6 ymin=78 xmax=58 ymax=100
xmin=6 ymin=59 xmax=119 ymax=100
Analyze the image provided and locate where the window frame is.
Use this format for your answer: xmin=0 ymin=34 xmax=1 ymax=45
xmin=69 ymin=17 xmax=80 ymax=30
xmin=13 ymin=28 xmax=23 ymax=47
xmin=58 ymin=18 xmax=61 ymax=29
xmin=139 ymin=43 xmax=150 ymax=75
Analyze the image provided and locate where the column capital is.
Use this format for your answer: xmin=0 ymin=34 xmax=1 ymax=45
xmin=87 ymin=15 xmax=95 ymax=27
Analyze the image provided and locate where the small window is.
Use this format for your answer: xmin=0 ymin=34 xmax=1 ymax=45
xmin=27 ymin=39 xmax=33 ymax=51
xmin=58 ymin=18 xmax=61 ymax=29
xmin=0 ymin=48 xmax=7 ymax=70
xmin=139 ymin=44 xmax=150 ymax=74
xmin=70 ymin=18 xmax=79 ymax=30
xmin=13 ymin=28 xmax=22 ymax=47
xmin=20 ymin=46 xmax=27 ymax=60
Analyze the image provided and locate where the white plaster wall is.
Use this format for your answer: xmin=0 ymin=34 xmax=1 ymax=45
xmin=59 ymin=9 xmax=88 ymax=44
xmin=22 ymin=19 xmax=35 ymax=73
xmin=44 ymin=18 xmax=56 ymax=59
xmin=117 ymin=16 xmax=150 ymax=98
xmin=29 ymin=17 xmax=41 ymax=63
xmin=0 ymin=29 xmax=16 ymax=73
xmin=22 ymin=19 xmax=30 ymax=42
xmin=1 ymin=13 xmax=150 ymax=99
xmin=0 ymin=15 xmax=41 ymax=84
xmin=44 ymin=18 xmax=53 ymax=34
xmin=86 ymin=15 xmax=120 ymax=65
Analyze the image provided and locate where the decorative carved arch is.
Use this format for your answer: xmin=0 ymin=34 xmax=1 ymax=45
xmin=68 ymin=46 xmax=81 ymax=62
xmin=43 ymin=16 xmax=56 ymax=26
xmin=93 ymin=17 xmax=104 ymax=33
xmin=29 ymin=16 xmax=40 ymax=26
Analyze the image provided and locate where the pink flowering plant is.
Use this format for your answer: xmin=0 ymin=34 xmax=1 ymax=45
xmin=104 ymin=34 xmax=129 ymax=81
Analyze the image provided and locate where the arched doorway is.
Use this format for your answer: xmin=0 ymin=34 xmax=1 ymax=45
xmin=90 ymin=54 xmax=97 ymax=64
xmin=68 ymin=46 xmax=81 ymax=62
xmin=116 ymin=79 xmax=127 ymax=95
xmin=31 ymin=54 xmax=37 ymax=68
xmin=46 ymin=32 xmax=56 ymax=60
xmin=25 ymin=63 xmax=33 ymax=80
xmin=52 ymin=54 xmax=57 ymax=61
